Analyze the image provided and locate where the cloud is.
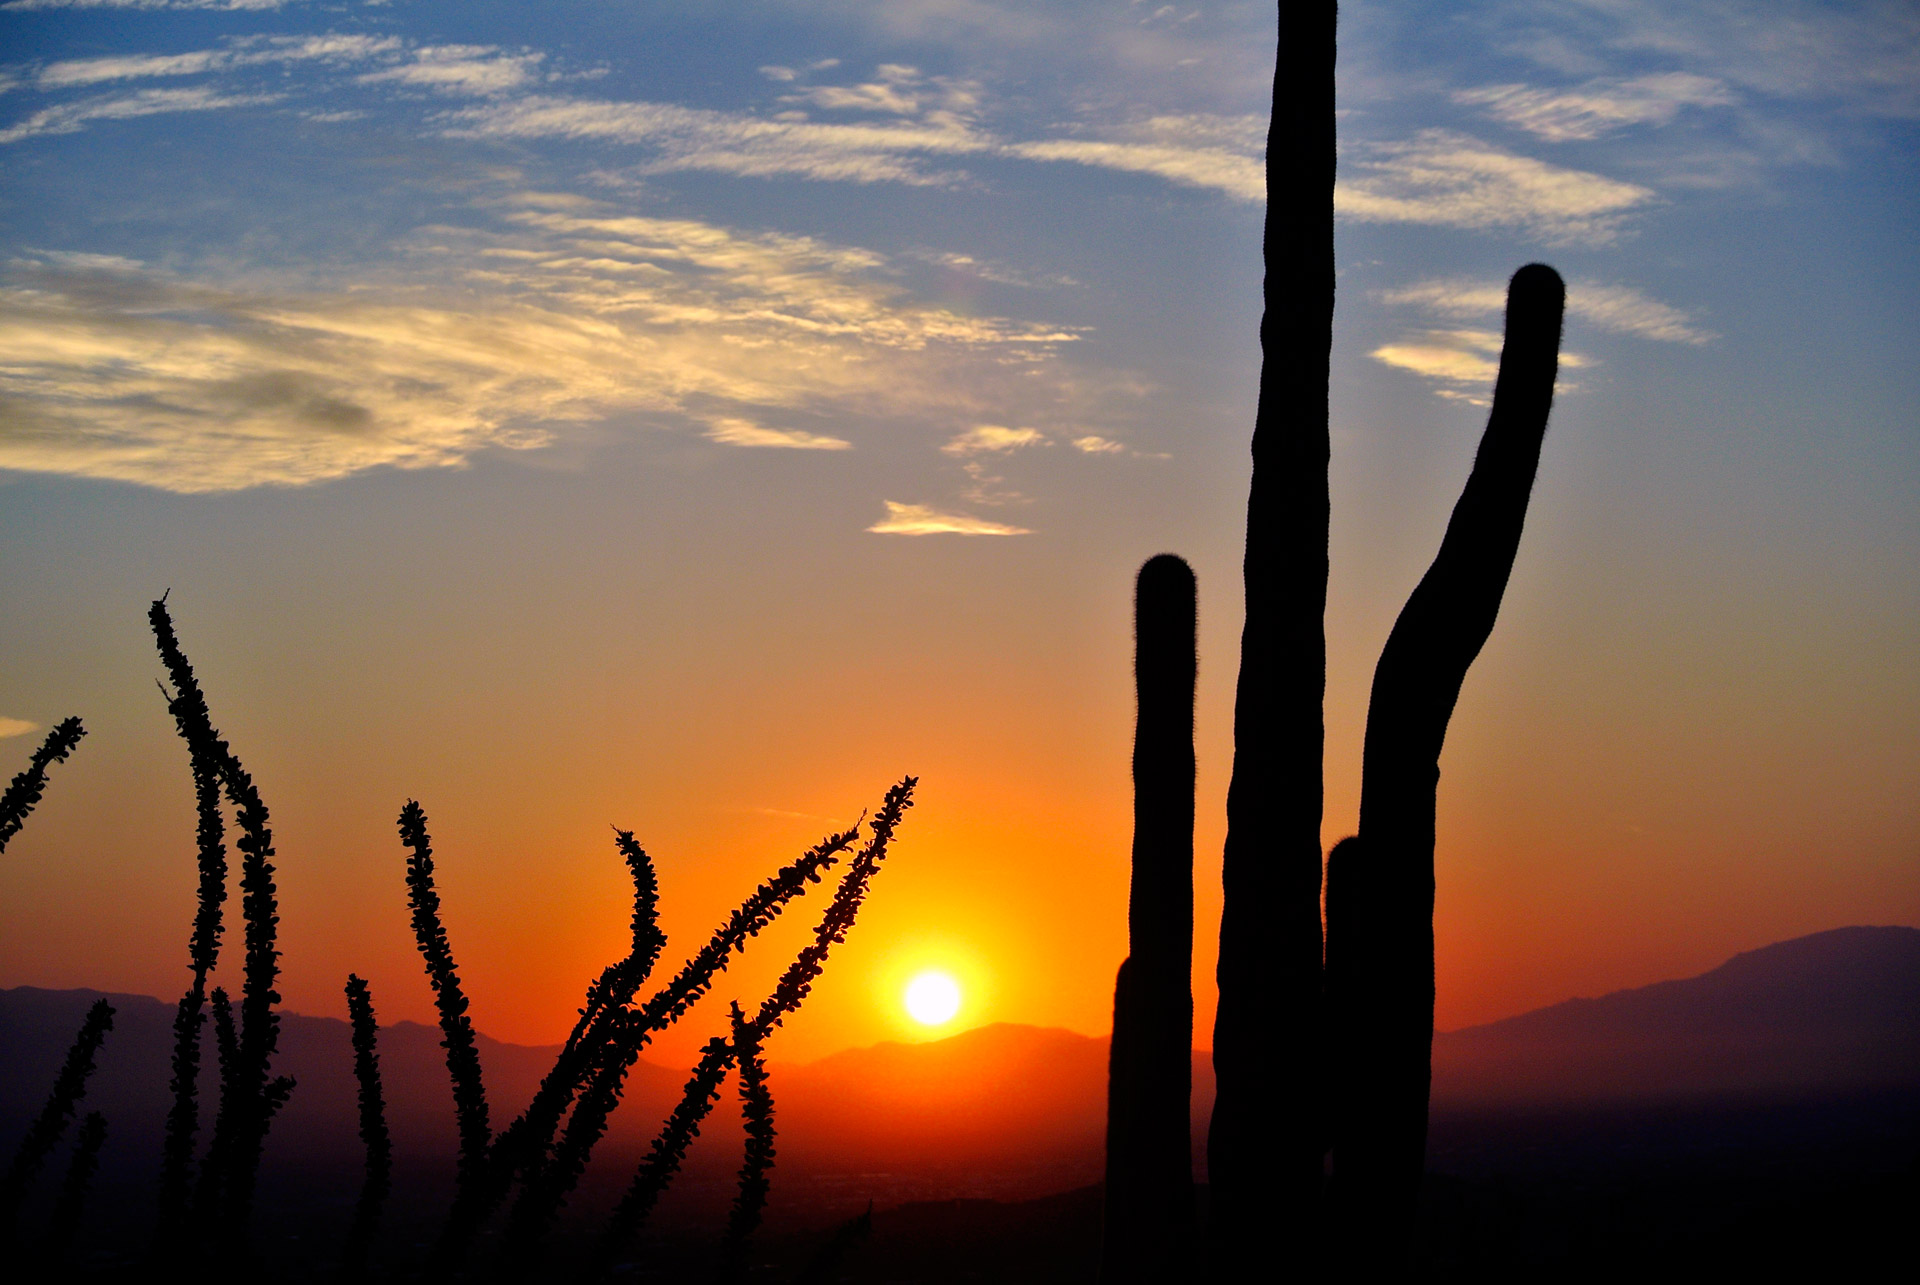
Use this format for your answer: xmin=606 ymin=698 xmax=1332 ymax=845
xmin=705 ymin=418 xmax=851 ymax=450
xmin=1455 ymin=73 xmax=1736 ymax=142
xmin=0 ymin=716 xmax=37 ymax=739
xmin=3 ymin=0 xmax=293 ymax=8
xmin=865 ymin=501 xmax=1031 ymax=536
xmin=445 ymin=94 xmax=989 ymax=187
xmin=1071 ymin=434 xmax=1127 ymax=454
xmin=1496 ymin=0 xmax=1920 ymax=120
xmin=940 ymin=424 xmax=1044 ymax=456
xmin=1336 ymin=130 xmax=1658 ymax=244
xmin=0 ymin=204 xmax=1083 ymax=491
xmin=37 ymin=52 xmax=228 ymax=90
xmin=0 ymin=86 xmax=275 ymax=144
xmin=358 ymin=46 xmax=543 ymax=97
xmin=1380 ymin=276 xmax=1715 ymax=344
xmin=1370 ymin=328 xmax=1591 ymax=403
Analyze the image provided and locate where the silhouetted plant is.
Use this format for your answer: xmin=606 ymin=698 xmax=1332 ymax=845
xmin=497 ymin=818 xmax=865 ymax=1267
xmin=590 ymin=777 xmax=916 ymax=1274
xmin=343 ymin=974 xmax=392 ymax=1275
xmin=0 ymin=998 xmax=113 ymax=1232
xmin=1325 ymin=264 xmax=1565 ymax=1264
xmin=720 ymin=1000 xmax=777 ymax=1279
xmin=151 ymin=595 xmax=300 ymax=1255
xmin=1104 ymin=554 xmax=1197 ymax=1284
xmin=399 ymin=799 xmax=492 ymax=1204
xmin=0 ymin=715 xmax=85 ymax=855
xmin=426 ymin=827 xmax=669 ymax=1274
xmin=40 ymin=1110 xmax=107 ymax=1263
xmin=195 ymin=985 xmax=239 ymax=1220
xmin=1209 ymin=1 xmax=1338 ymax=1272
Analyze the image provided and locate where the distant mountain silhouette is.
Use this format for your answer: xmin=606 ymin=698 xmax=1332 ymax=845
xmin=1430 ymin=925 xmax=1920 ymax=1106
xmin=5 ymin=926 xmax=1916 ymax=1202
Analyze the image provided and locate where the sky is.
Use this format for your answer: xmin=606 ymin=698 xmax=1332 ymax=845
xmin=1 ymin=0 xmax=1915 ymax=1070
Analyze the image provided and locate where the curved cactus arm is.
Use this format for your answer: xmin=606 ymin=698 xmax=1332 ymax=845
xmin=1332 ymin=263 xmax=1566 ymax=1261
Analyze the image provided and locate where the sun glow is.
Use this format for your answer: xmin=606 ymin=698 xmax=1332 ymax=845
xmin=903 ymin=970 xmax=962 ymax=1026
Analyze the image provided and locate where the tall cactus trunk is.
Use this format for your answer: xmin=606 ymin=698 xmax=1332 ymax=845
xmin=1103 ymin=554 xmax=1197 ymax=1283
xmin=1209 ymin=0 xmax=1336 ymax=1270
xmin=1328 ymin=264 xmax=1566 ymax=1263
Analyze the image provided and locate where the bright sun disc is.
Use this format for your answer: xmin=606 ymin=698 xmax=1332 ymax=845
xmin=904 ymin=970 xmax=961 ymax=1026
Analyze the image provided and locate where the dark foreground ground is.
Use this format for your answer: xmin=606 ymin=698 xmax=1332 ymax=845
xmin=13 ymin=1091 xmax=1915 ymax=1282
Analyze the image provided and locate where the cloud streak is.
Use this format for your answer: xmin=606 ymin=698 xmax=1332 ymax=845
xmin=1336 ymin=129 xmax=1657 ymax=244
xmin=1381 ymin=276 xmax=1715 ymax=344
xmin=0 ymin=204 xmax=1085 ymax=491
xmin=866 ymin=501 xmax=1031 ymax=536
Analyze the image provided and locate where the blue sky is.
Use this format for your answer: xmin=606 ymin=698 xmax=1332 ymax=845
xmin=1 ymin=1 xmax=1915 ymax=1051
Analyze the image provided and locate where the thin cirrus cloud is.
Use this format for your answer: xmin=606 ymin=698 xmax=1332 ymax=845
xmin=1380 ymin=276 xmax=1715 ymax=344
xmin=0 ymin=716 xmax=37 ymax=739
xmin=1336 ymin=130 xmax=1657 ymax=245
xmin=866 ymin=501 xmax=1031 ymax=537
xmin=0 ymin=85 xmax=275 ymax=144
xmin=704 ymin=418 xmax=851 ymax=450
xmin=940 ymin=425 xmax=1045 ymax=456
xmin=0 ymin=205 xmax=1085 ymax=492
xmin=1454 ymin=73 xmax=1736 ymax=143
xmin=2 ymin=0 xmax=293 ymax=8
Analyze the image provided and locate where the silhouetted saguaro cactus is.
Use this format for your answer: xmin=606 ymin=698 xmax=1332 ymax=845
xmin=1104 ymin=554 xmax=1197 ymax=1283
xmin=1327 ymin=264 xmax=1565 ymax=1264
xmin=0 ymin=998 xmax=113 ymax=1231
xmin=343 ymin=974 xmax=392 ymax=1275
xmin=1210 ymin=0 xmax=1338 ymax=1272
xmin=0 ymin=715 xmax=85 ymax=855
xmin=398 ymin=800 xmax=491 ymax=1197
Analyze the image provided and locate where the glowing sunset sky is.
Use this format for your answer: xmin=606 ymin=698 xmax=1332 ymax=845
xmin=1 ymin=1 xmax=1915 ymax=1069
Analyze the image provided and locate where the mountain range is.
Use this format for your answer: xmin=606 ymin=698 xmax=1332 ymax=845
xmin=4 ymin=925 xmax=1916 ymax=1207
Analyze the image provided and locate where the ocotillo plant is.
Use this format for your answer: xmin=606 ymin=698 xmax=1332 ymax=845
xmin=343 ymin=974 xmax=392 ymax=1275
xmin=1326 ymin=264 xmax=1566 ymax=1261
xmin=0 ymin=998 xmax=113 ymax=1233
xmin=398 ymin=800 xmax=492 ymax=1200
xmin=148 ymin=597 xmax=293 ymax=1249
xmin=1209 ymin=0 xmax=1337 ymax=1270
xmin=721 ymin=1001 xmax=777 ymax=1276
xmin=40 ymin=1110 xmax=107 ymax=1263
xmin=497 ymin=817 xmax=867 ymax=1264
xmin=425 ymin=827 xmax=668 ymax=1273
xmin=590 ymin=776 xmax=916 ymax=1275
xmin=0 ymin=715 xmax=86 ymax=855
xmin=1103 ymin=554 xmax=1197 ymax=1284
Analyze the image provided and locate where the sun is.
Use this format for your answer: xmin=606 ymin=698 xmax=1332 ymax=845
xmin=903 ymin=970 xmax=962 ymax=1026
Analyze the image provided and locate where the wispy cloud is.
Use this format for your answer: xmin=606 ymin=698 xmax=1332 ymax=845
xmin=357 ymin=46 xmax=544 ymax=98
xmin=3 ymin=0 xmax=294 ymax=9
xmin=0 ymin=716 xmax=37 ymax=739
xmin=940 ymin=424 xmax=1044 ymax=456
xmin=1381 ymin=276 xmax=1715 ymax=344
xmin=1455 ymin=73 xmax=1735 ymax=142
xmin=704 ymin=418 xmax=851 ymax=450
xmin=0 ymin=203 xmax=1084 ymax=491
xmin=1336 ymin=129 xmax=1658 ymax=244
xmin=0 ymin=86 xmax=275 ymax=144
xmin=1369 ymin=328 xmax=1591 ymax=404
xmin=865 ymin=501 xmax=1031 ymax=536
xmin=445 ymin=94 xmax=990 ymax=187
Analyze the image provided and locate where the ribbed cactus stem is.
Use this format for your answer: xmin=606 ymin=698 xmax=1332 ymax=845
xmin=1330 ymin=263 xmax=1565 ymax=1262
xmin=1103 ymin=554 xmax=1197 ymax=1283
xmin=1211 ymin=0 xmax=1337 ymax=1270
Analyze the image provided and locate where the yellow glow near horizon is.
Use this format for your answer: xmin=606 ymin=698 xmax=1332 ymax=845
xmin=903 ymin=969 xmax=962 ymax=1026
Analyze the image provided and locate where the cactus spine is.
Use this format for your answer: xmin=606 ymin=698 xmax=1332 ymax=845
xmin=1103 ymin=554 xmax=1197 ymax=1282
